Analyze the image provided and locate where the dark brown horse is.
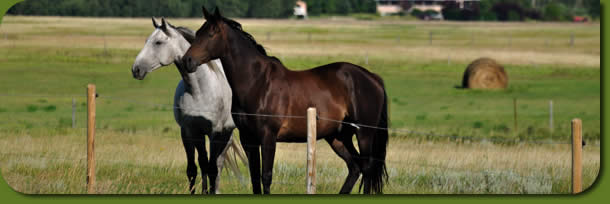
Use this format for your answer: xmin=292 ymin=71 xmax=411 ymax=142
xmin=183 ymin=7 xmax=389 ymax=194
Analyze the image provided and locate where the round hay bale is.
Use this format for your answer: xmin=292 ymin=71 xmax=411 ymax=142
xmin=461 ymin=57 xmax=508 ymax=89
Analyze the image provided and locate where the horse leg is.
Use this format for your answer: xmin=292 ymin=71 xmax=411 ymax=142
xmin=207 ymin=130 xmax=232 ymax=194
xmin=240 ymin=132 xmax=262 ymax=194
xmin=181 ymin=128 xmax=198 ymax=194
xmin=260 ymin=131 xmax=277 ymax=194
xmin=356 ymin=128 xmax=376 ymax=194
xmin=194 ymin=133 xmax=209 ymax=194
xmin=325 ymin=136 xmax=361 ymax=194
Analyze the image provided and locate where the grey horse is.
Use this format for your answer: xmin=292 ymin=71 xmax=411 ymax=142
xmin=131 ymin=17 xmax=246 ymax=194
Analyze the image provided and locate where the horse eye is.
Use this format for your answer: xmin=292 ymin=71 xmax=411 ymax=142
xmin=155 ymin=41 xmax=163 ymax=45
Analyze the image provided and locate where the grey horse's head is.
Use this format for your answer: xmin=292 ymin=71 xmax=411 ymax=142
xmin=132 ymin=17 xmax=192 ymax=80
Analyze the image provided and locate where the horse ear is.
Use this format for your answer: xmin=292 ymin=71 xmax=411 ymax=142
xmin=152 ymin=17 xmax=159 ymax=28
xmin=202 ymin=6 xmax=212 ymax=20
xmin=160 ymin=17 xmax=171 ymax=36
xmin=213 ymin=6 xmax=222 ymax=19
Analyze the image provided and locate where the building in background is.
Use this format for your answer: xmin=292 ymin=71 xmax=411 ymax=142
xmin=294 ymin=0 xmax=308 ymax=19
xmin=375 ymin=0 xmax=479 ymax=16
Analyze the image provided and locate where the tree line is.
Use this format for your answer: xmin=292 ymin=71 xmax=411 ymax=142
xmin=6 ymin=0 xmax=376 ymax=18
xmin=7 ymin=0 xmax=599 ymax=21
xmin=440 ymin=0 xmax=600 ymax=21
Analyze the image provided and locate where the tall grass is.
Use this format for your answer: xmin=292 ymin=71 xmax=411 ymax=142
xmin=0 ymin=129 xmax=600 ymax=194
xmin=0 ymin=16 xmax=600 ymax=194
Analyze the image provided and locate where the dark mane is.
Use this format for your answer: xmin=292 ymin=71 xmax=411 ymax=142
xmin=220 ymin=17 xmax=275 ymax=60
xmin=169 ymin=24 xmax=196 ymax=44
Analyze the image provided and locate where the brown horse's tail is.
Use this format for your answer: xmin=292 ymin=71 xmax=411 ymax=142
xmin=370 ymin=86 xmax=389 ymax=194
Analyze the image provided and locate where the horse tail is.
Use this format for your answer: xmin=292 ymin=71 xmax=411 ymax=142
xmin=222 ymin=132 xmax=248 ymax=183
xmin=369 ymin=85 xmax=389 ymax=194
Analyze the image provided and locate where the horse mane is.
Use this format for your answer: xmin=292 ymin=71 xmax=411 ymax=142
xmin=220 ymin=17 xmax=281 ymax=63
xmin=169 ymin=24 xmax=196 ymax=44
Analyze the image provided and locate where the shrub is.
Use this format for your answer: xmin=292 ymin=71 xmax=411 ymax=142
xmin=543 ymin=2 xmax=573 ymax=21
xmin=26 ymin=105 xmax=38 ymax=112
xmin=543 ymin=2 xmax=564 ymax=21
xmin=43 ymin=105 xmax=57 ymax=112
xmin=415 ymin=114 xmax=427 ymax=121
xmin=423 ymin=9 xmax=439 ymax=16
xmin=410 ymin=8 xmax=423 ymax=18
xmin=444 ymin=114 xmax=453 ymax=120
xmin=125 ymin=105 xmax=135 ymax=112
xmin=441 ymin=1 xmax=479 ymax=21
xmin=441 ymin=6 xmax=462 ymax=20
xmin=492 ymin=2 xmax=525 ymax=21
xmin=473 ymin=121 xmax=484 ymax=129
xmin=479 ymin=11 xmax=497 ymax=21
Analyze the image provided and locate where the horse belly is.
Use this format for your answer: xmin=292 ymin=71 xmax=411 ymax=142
xmin=274 ymin=118 xmax=340 ymax=143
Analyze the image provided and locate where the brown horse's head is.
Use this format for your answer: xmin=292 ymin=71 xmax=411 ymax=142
xmin=183 ymin=6 xmax=227 ymax=73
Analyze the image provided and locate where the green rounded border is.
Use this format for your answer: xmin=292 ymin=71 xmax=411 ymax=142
xmin=0 ymin=0 xmax=606 ymax=203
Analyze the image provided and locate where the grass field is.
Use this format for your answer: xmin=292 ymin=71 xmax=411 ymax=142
xmin=0 ymin=16 xmax=600 ymax=194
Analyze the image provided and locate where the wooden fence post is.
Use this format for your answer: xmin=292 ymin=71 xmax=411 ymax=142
xmin=87 ymin=84 xmax=96 ymax=194
xmin=513 ymin=98 xmax=518 ymax=137
xmin=72 ymin=98 xmax=76 ymax=128
xmin=103 ymin=33 xmax=108 ymax=56
xmin=306 ymin=107 xmax=317 ymax=194
xmin=549 ymin=100 xmax=553 ymax=137
xmin=572 ymin=118 xmax=582 ymax=194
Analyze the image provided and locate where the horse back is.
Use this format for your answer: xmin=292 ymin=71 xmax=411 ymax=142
xmin=256 ymin=61 xmax=385 ymax=142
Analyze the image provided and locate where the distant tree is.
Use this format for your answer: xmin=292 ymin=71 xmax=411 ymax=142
xmin=542 ymin=2 xmax=567 ymax=21
xmin=441 ymin=1 xmax=479 ymax=21
xmin=335 ymin=0 xmax=352 ymax=15
xmin=322 ymin=0 xmax=337 ymax=14
xmin=478 ymin=0 xmax=497 ymax=21
xmin=492 ymin=1 xmax=525 ymax=21
xmin=164 ymin=0 xmax=189 ymax=17
xmin=6 ymin=0 xmax=378 ymax=18
xmin=248 ymin=0 xmax=287 ymax=18
xmin=187 ymin=0 xmax=212 ymax=18
xmin=583 ymin=0 xmax=600 ymax=19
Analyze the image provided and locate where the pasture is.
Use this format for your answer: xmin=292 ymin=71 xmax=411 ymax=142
xmin=0 ymin=16 xmax=600 ymax=194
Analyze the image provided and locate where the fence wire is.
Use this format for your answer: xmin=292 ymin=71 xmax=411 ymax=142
xmin=1 ymin=92 xmax=595 ymax=148
xmin=99 ymin=94 xmax=589 ymax=146
xmin=0 ymin=92 xmax=599 ymax=193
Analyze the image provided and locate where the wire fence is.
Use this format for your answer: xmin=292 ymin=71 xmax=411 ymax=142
xmin=0 ymin=92 xmax=599 ymax=148
xmin=0 ymin=92 xmax=600 ymax=193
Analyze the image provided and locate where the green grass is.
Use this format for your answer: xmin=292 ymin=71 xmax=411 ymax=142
xmin=0 ymin=16 xmax=600 ymax=194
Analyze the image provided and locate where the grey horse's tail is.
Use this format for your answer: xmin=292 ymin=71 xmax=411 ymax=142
xmin=219 ymin=133 xmax=248 ymax=190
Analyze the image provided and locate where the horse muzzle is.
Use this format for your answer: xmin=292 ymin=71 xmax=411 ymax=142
xmin=183 ymin=55 xmax=201 ymax=73
xmin=131 ymin=65 xmax=147 ymax=80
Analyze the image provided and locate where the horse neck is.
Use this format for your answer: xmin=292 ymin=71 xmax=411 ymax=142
xmin=219 ymin=28 xmax=285 ymax=104
xmin=173 ymin=36 xmax=210 ymax=97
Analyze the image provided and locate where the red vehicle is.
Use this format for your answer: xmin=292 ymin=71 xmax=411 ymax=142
xmin=573 ymin=16 xmax=589 ymax=22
